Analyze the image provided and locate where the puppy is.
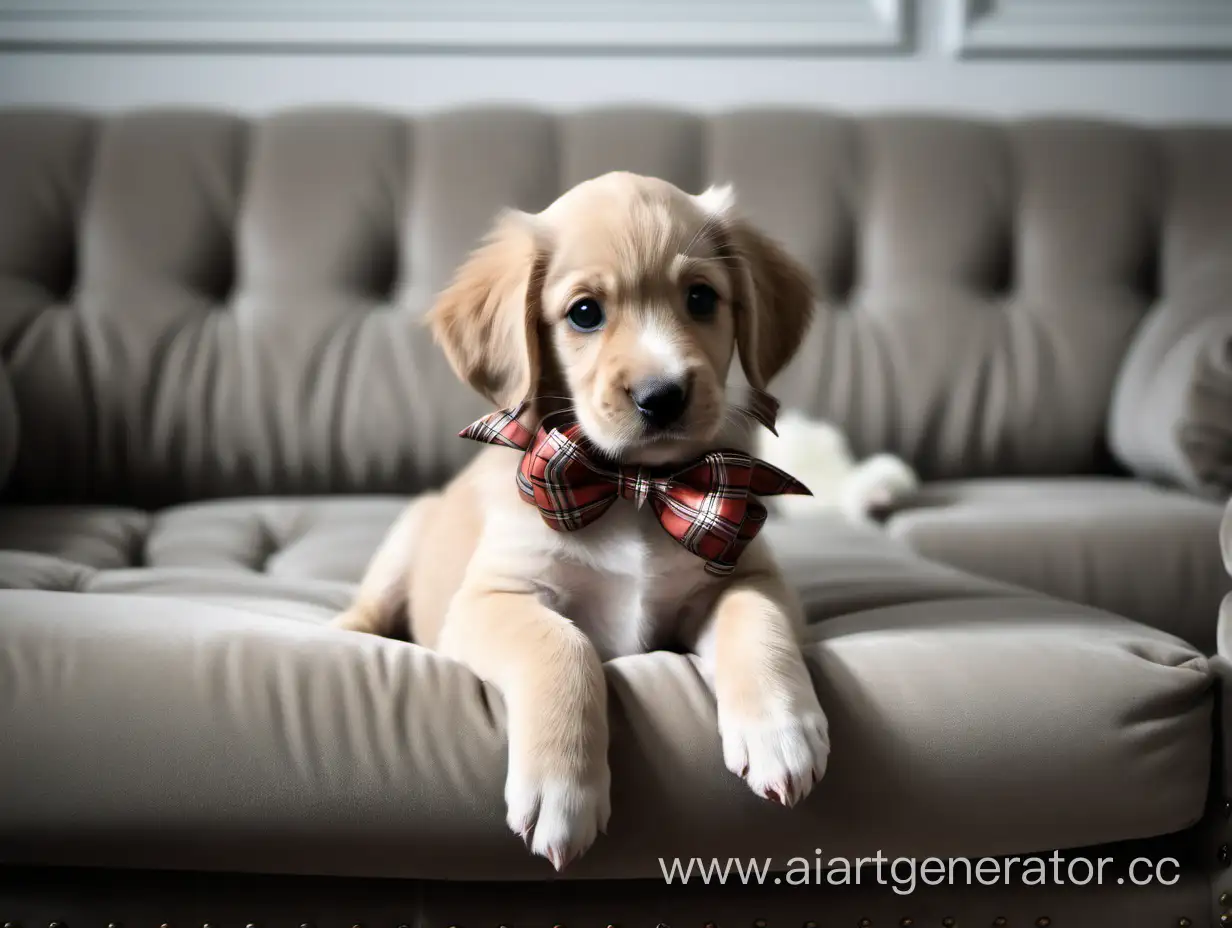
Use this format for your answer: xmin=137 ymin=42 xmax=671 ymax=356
xmin=333 ymin=172 xmax=830 ymax=870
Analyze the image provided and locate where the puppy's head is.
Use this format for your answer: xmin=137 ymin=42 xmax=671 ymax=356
xmin=428 ymin=172 xmax=813 ymax=465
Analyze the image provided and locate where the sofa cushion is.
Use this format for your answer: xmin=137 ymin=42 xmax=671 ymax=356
xmin=886 ymin=478 xmax=1231 ymax=651
xmin=0 ymin=497 xmax=408 ymax=577
xmin=1111 ymin=306 xmax=1232 ymax=498
xmin=0 ymin=498 xmax=416 ymax=620
xmin=0 ymin=516 xmax=1212 ymax=881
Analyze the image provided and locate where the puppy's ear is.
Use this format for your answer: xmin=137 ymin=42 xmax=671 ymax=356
xmin=728 ymin=220 xmax=815 ymax=391
xmin=427 ymin=210 xmax=546 ymax=407
xmin=697 ymin=186 xmax=814 ymax=391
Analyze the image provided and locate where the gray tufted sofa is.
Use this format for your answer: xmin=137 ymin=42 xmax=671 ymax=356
xmin=1 ymin=107 xmax=1231 ymax=926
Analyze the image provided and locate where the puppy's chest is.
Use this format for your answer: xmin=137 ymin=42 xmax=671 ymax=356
xmin=542 ymin=506 xmax=716 ymax=660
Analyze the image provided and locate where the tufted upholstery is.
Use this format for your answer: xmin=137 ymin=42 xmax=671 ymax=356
xmin=2 ymin=108 xmax=1230 ymax=507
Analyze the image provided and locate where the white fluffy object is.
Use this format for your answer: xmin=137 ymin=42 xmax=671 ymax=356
xmin=755 ymin=410 xmax=919 ymax=523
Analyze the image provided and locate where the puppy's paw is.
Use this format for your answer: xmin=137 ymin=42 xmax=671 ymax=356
xmin=330 ymin=606 xmax=383 ymax=634
xmin=720 ymin=705 xmax=830 ymax=808
xmin=505 ymin=760 xmax=611 ymax=871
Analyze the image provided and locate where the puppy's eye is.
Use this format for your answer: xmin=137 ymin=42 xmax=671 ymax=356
xmin=686 ymin=283 xmax=719 ymax=320
xmin=566 ymin=298 xmax=605 ymax=332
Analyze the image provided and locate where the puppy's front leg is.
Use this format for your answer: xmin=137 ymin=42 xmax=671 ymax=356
xmin=693 ymin=565 xmax=830 ymax=807
xmin=439 ymin=589 xmax=610 ymax=870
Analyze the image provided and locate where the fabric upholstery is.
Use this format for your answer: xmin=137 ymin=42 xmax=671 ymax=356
xmin=1111 ymin=305 xmax=1232 ymax=498
xmin=2 ymin=110 xmax=1231 ymax=505
xmin=885 ymin=479 xmax=1231 ymax=651
xmin=1106 ymin=128 xmax=1232 ymax=497
xmin=0 ymin=512 xmax=1212 ymax=881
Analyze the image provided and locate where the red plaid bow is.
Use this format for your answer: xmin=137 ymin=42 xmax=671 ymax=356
xmin=460 ymin=400 xmax=811 ymax=576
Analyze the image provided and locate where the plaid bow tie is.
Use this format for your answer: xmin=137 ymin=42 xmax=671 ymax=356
xmin=459 ymin=399 xmax=811 ymax=576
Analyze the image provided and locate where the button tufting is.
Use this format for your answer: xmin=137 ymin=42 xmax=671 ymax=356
xmin=942 ymin=920 xmax=956 ymax=928
xmin=1223 ymin=892 xmax=1231 ymax=906
xmin=1221 ymin=845 xmax=1231 ymax=866
xmin=1036 ymin=919 xmax=1050 ymax=927
xmin=993 ymin=920 xmax=1007 ymax=927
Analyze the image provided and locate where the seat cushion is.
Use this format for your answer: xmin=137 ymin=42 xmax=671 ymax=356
xmin=886 ymin=478 xmax=1232 ymax=651
xmin=1110 ymin=268 xmax=1232 ymax=500
xmin=0 ymin=500 xmax=1214 ymax=881
xmin=0 ymin=496 xmax=408 ymax=575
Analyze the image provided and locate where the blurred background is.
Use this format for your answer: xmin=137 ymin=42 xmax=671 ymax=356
xmin=0 ymin=0 xmax=1228 ymax=121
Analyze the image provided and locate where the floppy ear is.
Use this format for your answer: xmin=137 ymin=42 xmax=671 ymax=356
xmin=426 ymin=210 xmax=545 ymax=408
xmin=727 ymin=220 xmax=816 ymax=391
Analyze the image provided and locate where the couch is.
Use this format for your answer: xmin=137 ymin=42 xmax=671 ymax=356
xmin=1 ymin=106 xmax=1230 ymax=926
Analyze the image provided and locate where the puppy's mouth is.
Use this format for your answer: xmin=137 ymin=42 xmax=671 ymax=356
xmin=605 ymin=414 xmax=729 ymax=467
xmin=555 ymin=393 xmax=731 ymax=467
xmin=623 ymin=435 xmax=709 ymax=468
xmin=563 ymin=414 xmax=710 ymax=468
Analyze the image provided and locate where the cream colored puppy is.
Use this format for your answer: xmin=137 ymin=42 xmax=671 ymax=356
xmin=333 ymin=172 xmax=830 ymax=870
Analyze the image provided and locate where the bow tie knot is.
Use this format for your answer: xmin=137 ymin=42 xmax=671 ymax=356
xmin=459 ymin=401 xmax=811 ymax=576
xmin=617 ymin=468 xmax=655 ymax=510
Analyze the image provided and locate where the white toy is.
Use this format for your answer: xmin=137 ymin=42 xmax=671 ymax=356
xmin=755 ymin=409 xmax=919 ymax=523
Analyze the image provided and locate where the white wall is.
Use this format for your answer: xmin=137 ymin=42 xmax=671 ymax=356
xmin=0 ymin=0 xmax=1229 ymax=123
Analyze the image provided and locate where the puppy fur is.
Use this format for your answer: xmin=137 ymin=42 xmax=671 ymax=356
xmin=333 ymin=172 xmax=830 ymax=870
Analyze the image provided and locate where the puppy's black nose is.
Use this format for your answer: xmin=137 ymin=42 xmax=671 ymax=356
xmin=631 ymin=378 xmax=689 ymax=429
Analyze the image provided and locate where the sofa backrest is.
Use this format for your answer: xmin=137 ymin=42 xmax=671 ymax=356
xmin=0 ymin=107 xmax=1227 ymax=506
